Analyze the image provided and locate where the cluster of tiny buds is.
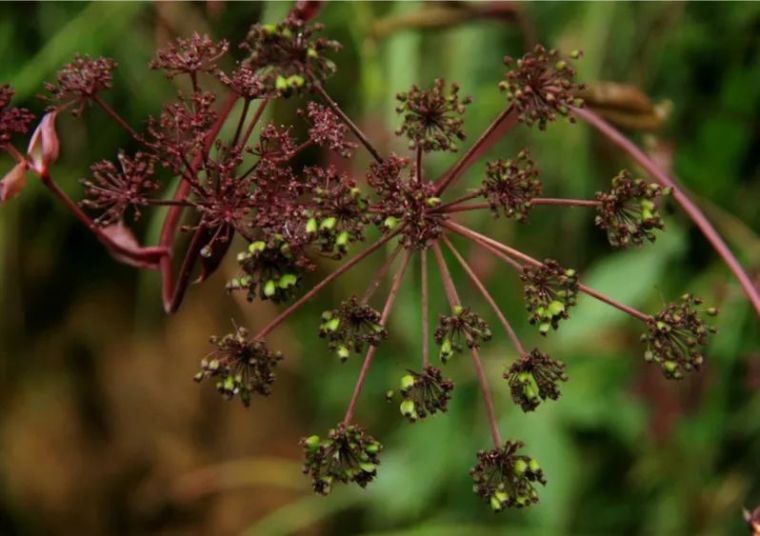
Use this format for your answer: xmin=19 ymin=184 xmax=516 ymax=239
xmin=470 ymin=440 xmax=546 ymax=512
xmin=505 ymin=349 xmax=568 ymax=412
xmin=434 ymin=305 xmax=493 ymax=362
xmin=641 ymin=294 xmax=718 ymax=379
xmin=521 ymin=260 xmax=579 ymax=335
xmin=318 ymin=296 xmax=387 ymax=361
xmin=396 ymin=366 xmax=455 ymax=422
xmin=43 ymin=55 xmax=117 ymax=114
xmin=0 ymin=85 xmax=35 ymax=146
xmin=300 ymin=424 xmax=382 ymax=495
xmin=500 ymin=45 xmax=585 ymax=129
xmin=194 ymin=326 xmax=283 ymax=407
xmin=481 ymin=149 xmax=542 ymax=222
xmin=228 ymin=237 xmax=302 ymax=303
xmin=595 ymin=170 xmax=669 ymax=248
xmin=395 ymin=78 xmax=472 ymax=152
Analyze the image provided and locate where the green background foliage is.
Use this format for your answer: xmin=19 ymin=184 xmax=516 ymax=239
xmin=0 ymin=2 xmax=758 ymax=535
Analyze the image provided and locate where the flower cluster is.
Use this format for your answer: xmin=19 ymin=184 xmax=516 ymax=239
xmin=435 ymin=305 xmax=492 ymax=362
xmin=150 ymin=33 xmax=229 ymax=79
xmin=44 ymin=55 xmax=117 ymax=114
xmin=227 ymin=237 xmax=303 ymax=303
xmin=302 ymin=102 xmax=357 ymax=157
xmin=0 ymin=85 xmax=34 ymax=146
xmin=481 ymin=149 xmax=542 ymax=222
xmin=470 ymin=441 xmax=546 ymax=512
xmin=521 ymin=260 xmax=579 ymax=334
xmin=505 ymin=350 xmax=568 ymax=412
xmin=80 ymin=151 xmax=158 ymax=225
xmin=243 ymin=16 xmax=340 ymax=96
xmin=641 ymin=294 xmax=717 ymax=379
xmin=194 ymin=326 xmax=283 ymax=407
xmin=395 ymin=79 xmax=471 ymax=152
xmin=500 ymin=45 xmax=584 ymax=129
xmin=397 ymin=366 xmax=454 ymax=422
xmin=318 ymin=296 xmax=386 ymax=361
xmin=300 ymin=424 xmax=382 ymax=495
xmin=595 ymin=170 xmax=668 ymax=248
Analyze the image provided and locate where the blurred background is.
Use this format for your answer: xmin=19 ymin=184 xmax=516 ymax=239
xmin=1 ymin=2 xmax=759 ymax=535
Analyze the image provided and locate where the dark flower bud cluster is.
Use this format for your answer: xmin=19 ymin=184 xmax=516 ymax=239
xmin=227 ymin=236 xmax=302 ymax=303
xmin=397 ymin=366 xmax=454 ymax=422
xmin=150 ymin=33 xmax=229 ymax=79
xmin=300 ymin=423 xmax=382 ymax=495
xmin=481 ymin=149 xmax=542 ymax=222
xmin=434 ymin=305 xmax=492 ymax=362
xmin=43 ymin=55 xmax=117 ymax=114
xmin=81 ymin=151 xmax=158 ymax=225
xmin=194 ymin=326 xmax=283 ymax=407
xmin=243 ymin=16 xmax=340 ymax=96
xmin=595 ymin=170 xmax=668 ymax=248
xmin=641 ymin=294 xmax=717 ymax=379
xmin=217 ymin=63 xmax=266 ymax=100
xmin=304 ymin=166 xmax=368 ymax=258
xmin=0 ymin=85 xmax=35 ymax=145
xmin=318 ymin=296 xmax=387 ymax=361
xmin=301 ymin=102 xmax=357 ymax=157
xmin=505 ymin=349 xmax=568 ymax=412
xmin=395 ymin=79 xmax=472 ymax=152
xmin=521 ymin=260 xmax=579 ymax=335
xmin=470 ymin=440 xmax=546 ymax=512
xmin=500 ymin=45 xmax=584 ymax=130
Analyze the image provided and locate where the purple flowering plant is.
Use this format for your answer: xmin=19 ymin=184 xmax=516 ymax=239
xmin=1 ymin=3 xmax=756 ymax=512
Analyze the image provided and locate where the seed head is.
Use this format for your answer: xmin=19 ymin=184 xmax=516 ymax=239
xmin=505 ymin=349 xmax=567 ymax=412
xmin=434 ymin=305 xmax=492 ymax=362
xmin=300 ymin=423 xmax=382 ymax=495
xmin=482 ymin=150 xmax=542 ymax=222
xmin=521 ymin=260 xmax=579 ymax=335
xmin=318 ymin=296 xmax=386 ymax=362
xmin=397 ymin=366 xmax=454 ymax=422
xmin=228 ymin=236 xmax=303 ymax=303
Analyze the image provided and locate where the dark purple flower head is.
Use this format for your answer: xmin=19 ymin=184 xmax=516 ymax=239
xmin=500 ymin=45 xmax=584 ymax=129
xmin=470 ymin=440 xmax=546 ymax=511
xmin=397 ymin=366 xmax=454 ymax=422
xmin=217 ymin=63 xmax=266 ymax=100
xmin=194 ymin=325 xmax=283 ymax=407
xmin=302 ymin=102 xmax=357 ymax=157
xmin=243 ymin=16 xmax=340 ymax=96
xmin=595 ymin=170 xmax=668 ymax=248
xmin=505 ymin=349 xmax=567 ymax=412
xmin=0 ymin=85 xmax=35 ymax=146
xmin=251 ymin=123 xmax=297 ymax=163
xmin=434 ymin=305 xmax=492 ymax=362
xmin=641 ymin=294 xmax=717 ymax=379
xmin=300 ymin=423 xmax=382 ymax=495
xmin=81 ymin=151 xmax=158 ymax=226
xmin=44 ymin=55 xmax=117 ymax=114
xmin=521 ymin=260 xmax=579 ymax=335
xmin=482 ymin=149 xmax=542 ymax=222
xmin=318 ymin=296 xmax=386 ymax=361
xmin=395 ymin=78 xmax=471 ymax=152
xmin=150 ymin=33 xmax=229 ymax=79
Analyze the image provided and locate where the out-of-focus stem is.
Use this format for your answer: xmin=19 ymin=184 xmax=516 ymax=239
xmin=421 ymin=247 xmax=430 ymax=367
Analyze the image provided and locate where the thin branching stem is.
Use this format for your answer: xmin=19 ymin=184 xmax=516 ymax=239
xmin=238 ymin=98 xmax=269 ymax=151
xmin=421 ymin=247 xmax=430 ymax=367
xmin=231 ymin=98 xmax=251 ymax=150
xmin=93 ymin=95 xmax=140 ymax=140
xmin=442 ymin=234 xmax=526 ymax=356
xmin=343 ymin=249 xmax=411 ymax=424
xmin=362 ymin=243 xmax=403 ymax=303
xmin=432 ymin=241 xmax=502 ymax=448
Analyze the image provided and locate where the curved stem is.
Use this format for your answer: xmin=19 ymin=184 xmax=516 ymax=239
xmin=434 ymin=105 xmax=518 ymax=195
xmin=343 ymin=249 xmax=411 ymax=424
xmin=431 ymin=242 xmax=502 ymax=447
xmin=442 ymin=234 xmax=526 ymax=356
xmin=313 ymin=83 xmax=383 ymax=163
xmin=93 ymin=95 xmax=140 ymax=140
xmin=574 ymin=105 xmax=760 ymax=316
xmin=446 ymin=221 xmax=652 ymax=323
xmin=440 ymin=198 xmax=599 ymax=215
xmin=255 ymin=230 xmax=402 ymax=341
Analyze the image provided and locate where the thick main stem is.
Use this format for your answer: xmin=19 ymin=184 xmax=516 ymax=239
xmin=434 ymin=105 xmax=518 ymax=195
xmin=447 ymin=221 xmax=652 ymax=322
xmin=442 ymin=235 xmax=526 ymax=356
xmin=313 ymin=84 xmax=383 ymax=163
xmin=255 ymin=230 xmax=401 ymax=340
xmin=343 ymin=249 xmax=411 ymax=424
xmin=432 ymin=242 xmax=502 ymax=447
xmin=574 ymin=105 xmax=760 ymax=316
